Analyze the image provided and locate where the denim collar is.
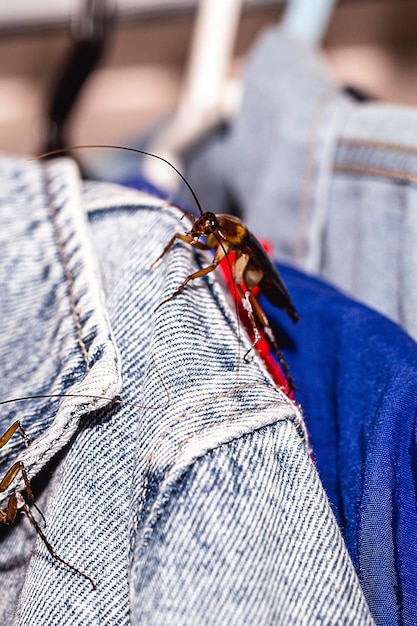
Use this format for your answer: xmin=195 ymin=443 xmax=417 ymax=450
xmin=0 ymin=155 xmax=122 ymax=497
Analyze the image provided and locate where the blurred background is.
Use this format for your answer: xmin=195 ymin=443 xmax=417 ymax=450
xmin=1 ymin=0 xmax=417 ymax=174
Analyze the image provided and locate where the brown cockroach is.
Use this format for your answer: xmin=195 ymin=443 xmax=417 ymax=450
xmin=36 ymin=144 xmax=299 ymax=390
xmin=153 ymin=209 xmax=299 ymax=390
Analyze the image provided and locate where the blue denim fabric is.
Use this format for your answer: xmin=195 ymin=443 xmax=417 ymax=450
xmin=0 ymin=154 xmax=374 ymax=624
xmin=181 ymin=26 xmax=417 ymax=343
xmin=264 ymin=265 xmax=417 ymax=626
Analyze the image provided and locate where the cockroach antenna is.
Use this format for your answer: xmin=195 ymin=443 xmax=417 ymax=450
xmin=35 ymin=145 xmax=205 ymax=217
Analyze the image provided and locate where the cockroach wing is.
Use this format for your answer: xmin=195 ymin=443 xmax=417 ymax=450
xmin=244 ymin=230 xmax=299 ymax=323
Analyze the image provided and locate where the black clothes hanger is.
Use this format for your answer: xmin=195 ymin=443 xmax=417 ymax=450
xmin=40 ymin=0 xmax=113 ymax=168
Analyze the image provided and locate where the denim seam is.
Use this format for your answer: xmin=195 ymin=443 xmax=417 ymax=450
xmin=333 ymin=162 xmax=417 ymax=185
xmin=294 ymin=90 xmax=339 ymax=263
xmin=131 ymin=389 xmax=304 ymax=561
xmin=129 ymin=417 xmax=307 ymax=600
xmin=82 ymin=180 xmax=170 ymax=215
xmin=42 ymin=164 xmax=90 ymax=371
xmin=1 ymin=159 xmax=123 ymax=502
xmin=303 ymin=96 xmax=352 ymax=275
xmin=338 ymin=137 xmax=417 ymax=157
xmin=130 ymin=416 xmax=375 ymax=625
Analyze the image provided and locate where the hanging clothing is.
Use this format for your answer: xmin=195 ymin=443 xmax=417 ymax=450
xmin=0 ymin=154 xmax=374 ymax=625
xmin=181 ymin=26 xmax=417 ymax=342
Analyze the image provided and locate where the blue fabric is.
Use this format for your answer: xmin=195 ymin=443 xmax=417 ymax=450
xmin=119 ymin=172 xmax=168 ymax=198
xmin=263 ymin=265 xmax=417 ymax=626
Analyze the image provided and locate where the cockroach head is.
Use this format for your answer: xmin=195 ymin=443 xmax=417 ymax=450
xmin=189 ymin=212 xmax=218 ymax=237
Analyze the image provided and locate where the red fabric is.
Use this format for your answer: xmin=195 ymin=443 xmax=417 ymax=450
xmin=218 ymin=241 xmax=293 ymax=398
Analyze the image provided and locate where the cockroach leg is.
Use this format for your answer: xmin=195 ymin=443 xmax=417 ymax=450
xmin=154 ymin=255 xmax=218 ymax=313
xmin=0 ymin=422 xmax=96 ymax=590
xmin=15 ymin=492 xmax=97 ymax=591
xmin=0 ymin=460 xmax=46 ymax=528
xmin=248 ymin=292 xmax=296 ymax=392
xmin=234 ymin=286 xmax=262 ymax=362
xmin=150 ymin=233 xmax=182 ymax=269
xmin=151 ymin=231 xmax=209 ymax=270
xmin=232 ymin=280 xmax=295 ymax=391
xmin=152 ymin=233 xmax=218 ymax=313
xmin=0 ymin=421 xmax=46 ymax=526
xmin=0 ymin=420 xmax=31 ymax=449
xmin=151 ymin=232 xmax=210 ymax=271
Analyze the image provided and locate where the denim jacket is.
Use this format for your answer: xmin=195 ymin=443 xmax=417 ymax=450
xmin=0 ymin=155 xmax=374 ymax=624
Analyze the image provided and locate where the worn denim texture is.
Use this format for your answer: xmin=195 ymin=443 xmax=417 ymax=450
xmin=0 ymin=154 xmax=374 ymax=624
xmin=182 ymin=26 xmax=417 ymax=342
